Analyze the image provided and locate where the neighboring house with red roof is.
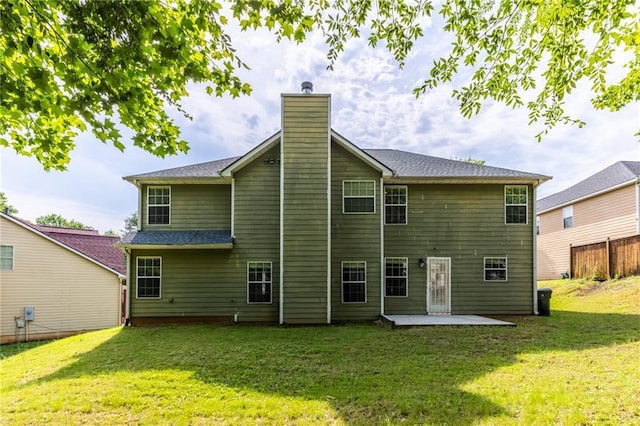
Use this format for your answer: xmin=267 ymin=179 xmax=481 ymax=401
xmin=536 ymin=161 xmax=640 ymax=280
xmin=0 ymin=212 xmax=125 ymax=344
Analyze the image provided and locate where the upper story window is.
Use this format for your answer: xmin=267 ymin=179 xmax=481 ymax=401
xmin=0 ymin=245 xmax=14 ymax=270
xmin=385 ymin=186 xmax=407 ymax=224
xmin=562 ymin=206 xmax=573 ymax=228
xmin=247 ymin=261 xmax=272 ymax=304
xmin=147 ymin=186 xmax=170 ymax=225
xmin=137 ymin=256 xmax=161 ymax=298
xmin=505 ymin=185 xmax=527 ymax=224
xmin=342 ymin=261 xmax=367 ymax=303
xmin=484 ymin=257 xmax=507 ymax=281
xmin=343 ymin=181 xmax=375 ymax=214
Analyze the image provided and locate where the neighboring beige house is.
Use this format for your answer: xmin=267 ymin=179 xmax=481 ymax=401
xmin=536 ymin=161 xmax=640 ymax=280
xmin=0 ymin=212 xmax=125 ymax=344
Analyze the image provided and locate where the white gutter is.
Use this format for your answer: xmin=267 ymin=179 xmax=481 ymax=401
xmin=279 ymin=98 xmax=285 ymax=325
xmin=532 ymin=185 xmax=539 ymax=315
xmin=538 ymin=178 xmax=638 ymax=215
xmin=326 ymin=95 xmax=332 ymax=324
xmin=380 ymin=177 xmax=385 ymax=316
xmin=125 ymin=249 xmax=131 ymax=323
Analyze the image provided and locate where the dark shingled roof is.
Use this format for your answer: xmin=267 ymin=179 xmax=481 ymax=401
xmin=537 ymin=161 xmax=640 ymax=213
xmin=124 ymin=157 xmax=240 ymax=180
xmin=364 ymin=149 xmax=549 ymax=179
xmin=124 ymin=145 xmax=548 ymax=181
xmin=119 ymin=230 xmax=233 ymax=247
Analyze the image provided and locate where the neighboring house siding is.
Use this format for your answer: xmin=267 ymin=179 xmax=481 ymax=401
xmin=385 ymin=184 xmax=534 ymax=314
xmin=330 ymin=142 xmax=382 ymax=321
xmin=537 ymin=184 xmax=637 ymax=280
xmin=281 ymin=95 xmax=330 ymax=323
xmin=141 ymin=184 xmax=231 ymax=230
xmin=0 ymin=218 xmax=120 ymax=343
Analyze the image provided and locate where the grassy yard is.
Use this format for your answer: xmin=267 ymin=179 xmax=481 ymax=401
xmin=2 ymin=277 xmax=639 ymax=425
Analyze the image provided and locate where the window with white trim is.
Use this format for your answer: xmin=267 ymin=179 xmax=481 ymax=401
xmin=562 ymin=206 xmax=573 ymax=228
xmin=247 ymin=262 xmax=272 ymax=304
xmin=343 ymin=181 xmax=376 ymax=213
xmin=0 ymin=245 xmax=14 ymax=270
xmin=147 ymin=186 xmax=170 ymax=225
xmin=505 ymin=185 xmax=527 ymax=224
xmin=385 ymin=186 xmax=407 ymax=224
xmin=385 ymin=257 xmax=408 ymax=297
xmin=484 ymin=257 xmax=507 ymax=281
xmin=342 ymin=261 xmax=366 ymax=303
xmin=137 ymin=257 xmax=161 ymax=298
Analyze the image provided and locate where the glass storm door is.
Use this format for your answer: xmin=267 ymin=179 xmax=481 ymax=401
xmin=427 ymin=257 xmax=451 ymax=314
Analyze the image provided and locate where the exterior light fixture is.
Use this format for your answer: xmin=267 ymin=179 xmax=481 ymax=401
xmin=419 ymin=258 xmax=426 ymax=268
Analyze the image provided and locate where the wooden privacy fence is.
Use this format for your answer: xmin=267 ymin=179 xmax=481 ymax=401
xmin=571 ymin=235 xmax=640 ymax=280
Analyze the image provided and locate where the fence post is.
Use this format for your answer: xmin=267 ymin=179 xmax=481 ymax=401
xmin=606 ymin=237 xmax=611 ymax=279
xmin=569 ymin=243 xmax=573 ymax=278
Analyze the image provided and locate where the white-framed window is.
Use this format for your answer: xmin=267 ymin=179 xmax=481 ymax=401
xmin=137 ymin=257 xmax=161 ymax=298
xmin=342 ymin=261 xmax=367 ymax=303
xmin=484 ymin=257 xmax=507 ymax=281
xmin=0 ymin=245 xmax=14 ymax=270
xmin=384 ymin=186 xmax=408 ymax=224
xmin=563 ymin=205 xmax=574 ymax=228
xmin=385 ymin=257 xmax=408 ymax=297
xmin=247 ymin=261 xmax=272 ymax=304
xmin=147 ymin=186 xmax=171 ymax=225
xmin=343 ymin=180 xmax=376 ymax=213
xmin=505 ymin=185 xmax=528 ymax=224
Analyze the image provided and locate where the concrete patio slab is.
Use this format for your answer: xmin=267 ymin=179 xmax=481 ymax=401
xmin=381 ymin=314 xmax=515 ymax=327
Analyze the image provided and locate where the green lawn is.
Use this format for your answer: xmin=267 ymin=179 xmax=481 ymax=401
xmin=2 ymin=277 xmax=639 ymax=425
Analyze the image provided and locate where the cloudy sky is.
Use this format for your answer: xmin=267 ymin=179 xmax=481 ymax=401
xmin=2 ymin=18 xmax=639 ymax=233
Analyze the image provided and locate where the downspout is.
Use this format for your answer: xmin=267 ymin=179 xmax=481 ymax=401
xmin=532 ymin=184 xmax=539 ymax=315
xmin=125 ymin=248 xmax=132 ymax=325
xmin=279 ymin=100 xmax=285 ymax=325
xmin=380 ymin=177 xmax=385 ymax=316
xmin=326 ymin=96 xmax=332 ymax=324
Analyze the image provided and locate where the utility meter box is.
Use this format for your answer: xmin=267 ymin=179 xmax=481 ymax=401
xmin=16 ymin=319 xmax=25 ymax=328
xmin=24 ymin=306 xmax=35 ymax=321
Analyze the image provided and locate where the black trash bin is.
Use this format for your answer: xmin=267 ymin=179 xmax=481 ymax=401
xmin=537 ymin=288 xmax=553 ymax=316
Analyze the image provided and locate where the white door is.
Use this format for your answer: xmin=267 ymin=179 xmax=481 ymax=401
xmin=427 ymin=257 xmax=451 ymax=314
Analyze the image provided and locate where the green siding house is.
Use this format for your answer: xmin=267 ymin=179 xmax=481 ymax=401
xmin=118 ymin=87 xmax=550 ymax=325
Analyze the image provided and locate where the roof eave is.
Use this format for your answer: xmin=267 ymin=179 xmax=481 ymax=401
xmin=537 ymin=177 xmax=638 ymax=214
xmin=123 ymin=176 xmax=230 ymax=185
xmin=116 ymin=243 xmax=233 ymax=250
xmin=384 ymin=176 xmax=551 ymax=185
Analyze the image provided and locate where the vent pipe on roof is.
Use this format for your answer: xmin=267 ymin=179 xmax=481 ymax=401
xmin=301 ymin=81 xmax=313 ymax=94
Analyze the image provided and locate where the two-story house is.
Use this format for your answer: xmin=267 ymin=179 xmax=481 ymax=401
xmin=118 ymin=86 xmax=550 ymax=325
xmin=537 ymin=161 xmax=640 ymax=280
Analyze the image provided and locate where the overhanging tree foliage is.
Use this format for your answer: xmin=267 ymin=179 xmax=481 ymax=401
xmin=1 ymin=0 xmax=638 ymax=171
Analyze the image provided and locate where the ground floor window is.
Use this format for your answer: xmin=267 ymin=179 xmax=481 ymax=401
xmin=385 ymin=257 xmax=408 ymax=297
xmin=342 ymin=261 xmax=367 ymax=303
xmin=137 ymin=257 xmax=161 ymax=298
xmin=484 ymin=257 xmax=507 ymax=281
xmin=248 ymin=261 xmax=272 ymax=303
